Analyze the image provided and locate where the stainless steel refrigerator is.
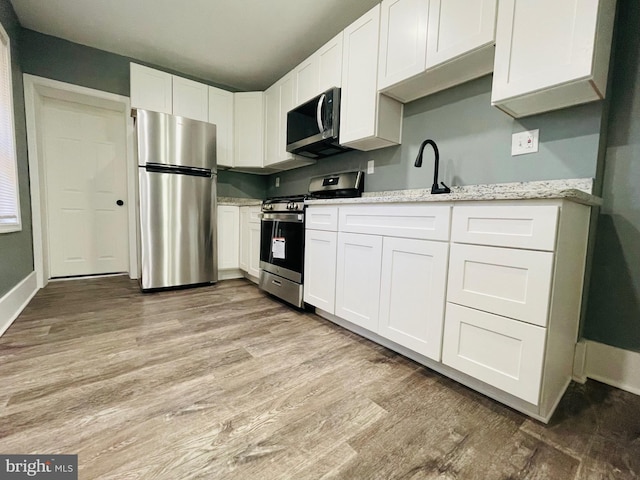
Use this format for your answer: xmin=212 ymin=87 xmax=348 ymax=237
xmin=136 ymin=109 xmax=217 ymax=291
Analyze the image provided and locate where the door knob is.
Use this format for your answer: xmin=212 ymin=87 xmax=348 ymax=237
xmin=116 ymin=200 xmax=124 ymax=206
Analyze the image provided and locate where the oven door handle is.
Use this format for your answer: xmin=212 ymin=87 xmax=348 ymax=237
xmin=260 ymin=212 xmax=304 ymax=223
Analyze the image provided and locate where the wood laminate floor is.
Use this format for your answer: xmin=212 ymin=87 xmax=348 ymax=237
xmin=0 ymin=276 xmax=639 ymax=479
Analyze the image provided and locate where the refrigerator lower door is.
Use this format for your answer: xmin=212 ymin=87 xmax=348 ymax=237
xmin=139 ymin=168 xmax=217 ymax=290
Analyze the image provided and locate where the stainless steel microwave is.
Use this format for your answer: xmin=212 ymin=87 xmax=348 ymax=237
xmin=286 ymin=87 xmax=351 ymax=159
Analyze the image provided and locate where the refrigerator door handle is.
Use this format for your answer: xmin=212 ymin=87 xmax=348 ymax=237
xmin=145 ymin=163 xmax=211 ymax=177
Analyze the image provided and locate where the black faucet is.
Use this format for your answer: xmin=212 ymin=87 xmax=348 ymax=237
xmin=414 ymin=139 xmax=451 ymax=195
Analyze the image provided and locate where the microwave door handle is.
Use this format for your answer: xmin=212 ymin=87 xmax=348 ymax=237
xmin=316 ymin=93 xmax=326 ymax=133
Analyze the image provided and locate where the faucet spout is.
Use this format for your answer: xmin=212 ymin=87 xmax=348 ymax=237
xmin=414 ymin=139 xmax=451 ymax=195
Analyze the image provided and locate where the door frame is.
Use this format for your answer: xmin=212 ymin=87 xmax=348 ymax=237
xmin=23 ymin=74 xmax=138 ymax=288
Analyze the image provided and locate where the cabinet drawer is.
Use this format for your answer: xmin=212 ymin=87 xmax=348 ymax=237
xmin=306 ymin=206 xmax=338 ymax=231
xmin=339 ymin=204 xmax=451 ymax=241
xmin=452 ymin=204 xmax=558 ymax=250
xmin=447 ymin=243 xmax=554 ymax=327
xmin=442 ymin=303 xmax=546 ymax=404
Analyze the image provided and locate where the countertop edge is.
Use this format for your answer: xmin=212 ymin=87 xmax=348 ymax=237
xmin=217 ymin=197 xmax=263 ymax=206
xmin=305 ymin=189 xmax=602 ymax=207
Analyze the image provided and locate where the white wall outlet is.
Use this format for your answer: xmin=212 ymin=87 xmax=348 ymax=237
xmin=367 ymin=159 xmax=375 ymax=174
xmin=511 ymin=129 xmax=540 ymax=156
xmin=275 ymin=177 xmax=280 ymax=187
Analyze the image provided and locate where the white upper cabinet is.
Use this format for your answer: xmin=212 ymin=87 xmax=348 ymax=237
xmin=295 ymin=32 xmax=344 ymax=106
xmin=264 ymin=71 xmax=296 ymax=167
xmin=378 ymin=0 xmax=429 ymax=90
xmin=208 ymin=86 xmax=234 ymax=168
xmin=425 ymin=0 xmax=497 ymax=69
xmin=295 ymin=57 xmax=319 ymax=106
xmin=317 ymin=32 xmax=344 ymax=93
xmin=172 ymin=76 xmax=209 ymax=122
xmin=340 ymin=4 xmax=403 ymax=151
xmin=264 ymin=72 xmax=316 ymax=170
xmin=378 ymin=0 xmax=497 ymax=103
xmin=491 ymin=0 xmax=616 ymax=118
xmin=130 ymin=63 xmax=172 ymax=114
xmin=233 ymin=92 xmax=264 ymax=169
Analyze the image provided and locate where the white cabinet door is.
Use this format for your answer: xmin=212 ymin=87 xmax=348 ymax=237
xmin=447 ymin=243 xmax=554 ymax=327
xmin=239 ymin=206 xmax=261 ymax=280
xmin=208 ymin=86 xmax=234 ymax=168
xmin=425 ymin=0 xmax=497 ymax=69
xmin=378 ymin=0 xmax=429 ymax=90
xmin=378 ymin=237 xmax=449 ymax=361
xmin=264 ymin=72 xmax=296 ymax=167
xmin=304 ymin=229 xmax=338 ymax=313
xmin=233 ymin=92 xmax=264 ymax=168
xmin=491 ymin=0 xmax=616 ymax=117
xmin=264 ymin=82 xmax=280 ymax=167
xmin=130 ymin=63 xmax=172 ymax=114
xmin=218 ymin=205 xmax=240 ymax=270
xmin=172 ymin=76 xmax=208 ymax=122
xmin=295 ymin=57 xmax=319 ymax=106
xmin=239 ymin=207 xmax=249 ymax=272
xmin=341 ymin=4 xmax=403 ymax=151
xmin=335 ymin=232 xmax=383 ymax=331
xmin=248 ymin=221 xmax=261 ymax=279
xmin=442 ymin=303 xmax=546 ymax=404
xmin=317 ymin=32 xmax=344 ymax=92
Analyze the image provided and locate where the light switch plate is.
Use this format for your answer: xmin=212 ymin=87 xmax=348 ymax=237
xmin=367 ymin=160 xmax=374 ymax=174
xmin=275 ymin=177 xmax=280 ymax=187
xmin=512 ymin=129 xmax=539 ymax=156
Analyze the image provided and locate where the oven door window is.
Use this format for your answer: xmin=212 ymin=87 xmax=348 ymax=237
xmin=260 ymin=217 xmax=304 ymax=273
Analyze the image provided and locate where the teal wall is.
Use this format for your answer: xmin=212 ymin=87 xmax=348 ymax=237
xmin=0 ymin=0 xmax=33 ymax=298
xmin=19 ymin=28 xmax=266 ymax=200
xmin=267 ymin=75 xmax=603 ymax=197
xmin=583 ymin=0 xmax=640 ymax=352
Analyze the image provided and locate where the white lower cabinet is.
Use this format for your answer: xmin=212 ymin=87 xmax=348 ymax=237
xmin=335 ymin=232 xmax=383 ymax=331
xmin=378 ymin=237 xmax=449 ymax=361
xmin=217 ymin=205 xmax=240 ymax=272
xmin=442 ymin=303 xmax=546 ymax=404
xmin=240 ymin=206 xmax=261 ymax=282
xmin=305 ymin=200 xmax=591 ymax=422
xmin=303 ymin=229 xmax=338 ymax=313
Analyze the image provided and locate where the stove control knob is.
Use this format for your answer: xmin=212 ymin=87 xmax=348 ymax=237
xmin=287 ymin=202 xmax=296 ymax=210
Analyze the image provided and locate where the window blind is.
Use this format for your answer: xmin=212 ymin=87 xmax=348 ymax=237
xmin=0 ymin=22 xmax=20 ymax=233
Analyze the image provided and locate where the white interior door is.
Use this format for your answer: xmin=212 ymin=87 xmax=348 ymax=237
xmin=41 ymin=96 xmax=128 ymax=278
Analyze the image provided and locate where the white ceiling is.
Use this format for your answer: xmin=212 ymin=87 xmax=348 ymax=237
xmin=10 ymin=0 xmax=381 ymax=91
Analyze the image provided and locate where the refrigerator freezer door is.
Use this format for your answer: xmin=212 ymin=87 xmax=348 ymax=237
xmin=136 ymin=109 xmax=217 ymax=172
xmin=139 ymin=169 xmax=217 ymax=290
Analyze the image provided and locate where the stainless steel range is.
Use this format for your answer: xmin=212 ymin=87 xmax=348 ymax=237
xmin=258 ymin=171 xmax=364 ymax=307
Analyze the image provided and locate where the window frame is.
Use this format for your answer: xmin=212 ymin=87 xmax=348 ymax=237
xmin=0 ymin=20 xmax=21 ymax=234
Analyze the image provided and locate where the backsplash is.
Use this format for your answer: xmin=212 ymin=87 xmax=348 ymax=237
xmin=267 ymin=75 xmax=604 ymax=198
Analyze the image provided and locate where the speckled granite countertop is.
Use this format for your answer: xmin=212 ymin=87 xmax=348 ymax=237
xmin=217 ymin=197 xmax=262 ymax=206
xmin=306 ymin=178 xmax=602 ymax=206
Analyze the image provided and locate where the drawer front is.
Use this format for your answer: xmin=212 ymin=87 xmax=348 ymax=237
xmin=447 ymin=243 xmax=554 ymax=327
xmin=339 ymin=204 xmax=451 ymax=241
xmin=442 ymin=303 xmax=546 ymax=405
xmin=452 ymin=204 xmax=559 ymax=251
xmin=306 ymin=206 xmax=338 ymax=231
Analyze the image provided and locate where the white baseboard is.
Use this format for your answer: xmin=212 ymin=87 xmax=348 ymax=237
xmin=576 ymin=340 xmax=640 ymax=396
xmin=218 ymin=269 xmax=243 ymax=281
xmin=0 ymin=272 xmax=39 ymax=337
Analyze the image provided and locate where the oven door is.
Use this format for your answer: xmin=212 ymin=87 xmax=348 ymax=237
xmin=260 ymin=212 xmax=305 ymax=283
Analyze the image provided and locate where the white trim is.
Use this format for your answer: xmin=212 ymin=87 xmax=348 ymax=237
xmin=580 ymin=340 xmax=640 ymax=396
xmin=218 ymin=269 xmax=243 ymax=280
xmin=0 ymin=21 xmax=21 ymax=234
xmin=23 ymin=74 xmax=138 ymax=288
xmin=572 ymin=340 xmax=588 ymax=383
xmin=0 ymin=272 xmax=38 ymax=337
